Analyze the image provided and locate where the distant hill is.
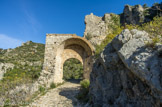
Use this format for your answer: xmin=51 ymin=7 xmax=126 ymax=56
xmin=0 ymin=41 xmax=45 ymax=64
xmin=0 ymin=41 xmax=45 ymax=90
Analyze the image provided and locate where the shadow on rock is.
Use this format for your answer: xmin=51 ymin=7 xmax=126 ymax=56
xmin=59 ymin=86 xmax=80 ymax=106
xmin=65 ymin=79 xmax=82 ymax=84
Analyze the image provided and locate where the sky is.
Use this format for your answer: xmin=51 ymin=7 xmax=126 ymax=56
xmin=0 ymin=0 xmax=161 ymax=49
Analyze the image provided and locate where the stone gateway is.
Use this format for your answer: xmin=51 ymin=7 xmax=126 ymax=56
xmin=40 ymin=34 xmax=94 ymax=85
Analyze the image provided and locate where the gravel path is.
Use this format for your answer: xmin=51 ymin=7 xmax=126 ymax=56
xmin=29 ymin=81 xmax=81 ymax=107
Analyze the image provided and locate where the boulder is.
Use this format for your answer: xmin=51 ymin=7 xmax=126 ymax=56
xmin=89 ymin=29 xmax=162 ymax=106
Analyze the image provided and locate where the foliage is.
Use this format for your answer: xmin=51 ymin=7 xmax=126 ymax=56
xmin=143 ymin=4 xmax=149 ymax=9
xmin=76 ymin=79 xmax=90 ymax=102
xmin=39 ymin=86 xmax=46 ymax=94
xmin=125 ymin=16 xmax=162 ymax=46
xmin=0 ymin=41 xmax=45 ymax=106
xmin=80 ymin=79 xmax=90 ymax=89
xmin=109 ymin=13 xmax=121 ymax=31
xmin=153 ymin=3 xmax=159 ymax=6
xmin=95 ymin=27 xmax=123 ymax=57
xmin=63 ymin=58 xmax=83 ymax=80
xmin=141 ymin=17 xmax=162 ymax=46
xmin=4 ymin=99 xmax=11 ymax=107
xmin=143 ymin=9 xmax=150 ymax=17
xmin=0 ymin=41 xmax=44 ymax=83
xmin=95 ymin=15 xmax=162 ymax=57
xmin=140 ymin=16 xmax=162 ymax=39
xmin=94 ymin=14 xmax=122 ymax=57
xmin=50 ymin=82 xmax=56 ymax=89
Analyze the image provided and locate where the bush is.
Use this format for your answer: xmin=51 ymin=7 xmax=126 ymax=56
xmin=4 ymin=99 xmax=10 ymax=107
xmin=76 ymin=79 xmax=90 ymax=102
xmin=50 ymin=82 xmax=56 ymax=89
xmin=39 ymin=86 xmax=45 ymax=93
xmin=80 ymin=79 xmax=90 ymax=89
xmin=63 ymin=58 xmax=83 ymax=80
xmin=95 ymin=16 xmax=162 ymax=56
xmin=95 ymin=26 xmax=123 ymax=58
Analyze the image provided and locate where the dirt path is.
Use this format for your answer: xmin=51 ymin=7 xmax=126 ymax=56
xmin=29 ymin=81 xmax=82 ymax=107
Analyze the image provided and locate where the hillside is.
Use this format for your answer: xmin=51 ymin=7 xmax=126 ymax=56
xmin=0 ymin=41 xmax=45 ymax=96
xmin=0 ymin=41 xmax=44 ymax=63
xmin=0 ymin=2 xmax=161 ymax=107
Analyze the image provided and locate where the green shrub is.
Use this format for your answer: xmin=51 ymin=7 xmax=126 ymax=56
xmin=80 ymin=79 xmax=90 ymax=89
xmin=143 ymin=4 xmax=149 ymax=9
xmin=39 ymin=86 xmax=45 ymax=93
xmin=63 ymin=58 xmax=83 ymax=80
xmin=95 ymin=27 xmax=123 ymax=58
xmin=95 ymin=16 xmax=162 ymax=57
xmin=50 ymin=82 xmax=56 ymax=89
xmin=0 ymin=41 xmax=45 ymax=95
xmin=76 ymin=79 xmax=90 ymax=102
xmin=4 ymin=99 xmax=11 ymax=107
xmin=94 ymin=14 xmax=122 ymax=57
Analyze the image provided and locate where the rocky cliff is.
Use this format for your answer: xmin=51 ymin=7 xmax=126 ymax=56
xmin=84 ymin=13 xmax=119 ymax=46
xmin=89 ymin=29 xmax=162 ymax=106
xmin=120 ymin=3 xmax=162 ymax=25
xmin=84 ymin=3 xmax=162 ymax=47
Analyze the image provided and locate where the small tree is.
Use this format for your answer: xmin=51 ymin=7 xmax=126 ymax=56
xmin=143 ymin=4 xmax=148 ymax=9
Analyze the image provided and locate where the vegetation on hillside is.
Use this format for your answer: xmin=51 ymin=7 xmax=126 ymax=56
xmin=0 ymin=41 xmax=45 ymax=103
xmin=95 ymin=14 xmax=122 ymax=57
xmin=95 ymin=16 xmax=162 ymax=57
xmin=63 ymin=58 xmax=83 ymax=80
xmin=125 ymin=16 xmax=162 ymax=46
xmin=0 ymin=3 xmax=161 ymax=106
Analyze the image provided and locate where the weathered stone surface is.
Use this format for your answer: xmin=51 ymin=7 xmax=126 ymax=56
xmin=0 ymin=81 xmax=40 ymax=106
xmin=29 ymin=81 xmax=81 ymax=107
xmin=120 ymin=3 xmax=162 ymax=25
xmin=120 ymin=5 xmax=144 ymax=25
xmin=89 ymin=29 xmax=162 ymax=106
xmin=0 ymin=63 xmax=14 ymax=80
xmin=39 ymin=34 xmax=94 ymax=87
xmin=84 ymin=13 xmax=119 ymax=46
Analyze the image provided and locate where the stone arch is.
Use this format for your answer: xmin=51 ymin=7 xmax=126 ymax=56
xmin=41 ymin=34 xmax=94 ymax=85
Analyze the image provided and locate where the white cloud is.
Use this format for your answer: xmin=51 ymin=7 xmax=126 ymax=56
xmin=0 ymin=34 xmax=24 ymax=49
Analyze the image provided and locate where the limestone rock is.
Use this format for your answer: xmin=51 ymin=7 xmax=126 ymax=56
xmin=84 ymin=13 xmax=119 ymax=46
xmin=120 ymin=5 xmax=144 ymax=25
xmin=120 ymin=3 xmax=162 ymax=25
xmin=89 ymin=29 xmax=162 ymax=106
xmin=0 ymin=63 xmax=14 ymax=80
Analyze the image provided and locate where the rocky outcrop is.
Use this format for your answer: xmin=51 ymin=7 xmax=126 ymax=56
xmin=120 ymin=3 xmax=162 ymax=25
xmin=89 ymin=29 xmax=162 ymax=106
xmin=84 ymin=13 xmax=119 ymax=46
xmin=0 ymin=63 xmax=14 ymax=80
xmin=120 ymin=5 xmax=144 ymax=25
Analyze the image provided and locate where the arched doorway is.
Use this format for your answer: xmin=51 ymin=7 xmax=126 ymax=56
xmin=40 ymin=34 xmax=94 ymax=86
